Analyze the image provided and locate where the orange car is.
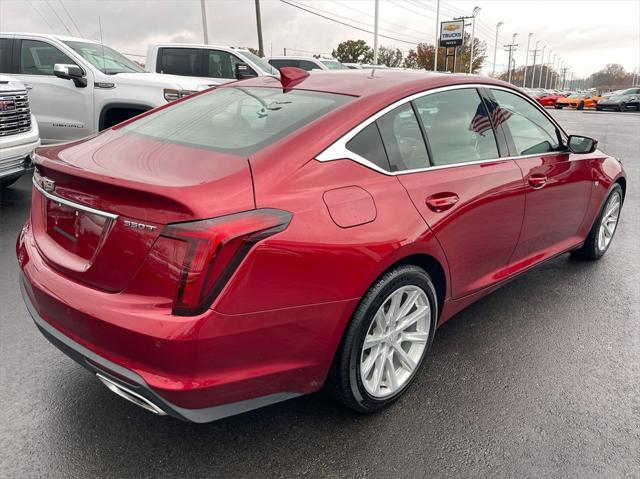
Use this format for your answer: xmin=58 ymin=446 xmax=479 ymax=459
xmin=555 ymin=92 xmax=602 ymax=110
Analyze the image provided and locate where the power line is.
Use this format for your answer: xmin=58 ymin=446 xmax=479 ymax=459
xmin=43 ymin=0 xmax=73 ymax=35
xmin=279 ymin=0 xmax=419 ymax=46
xmin=27 ymin=0 xmax=57 ymax=34
xmin=334 ymin=1 xmax=431 ymax=38
xmin=294 ymin=0 xmax=427 ymax=43
xmin=58 ymin=0 xmax=84 ymax=38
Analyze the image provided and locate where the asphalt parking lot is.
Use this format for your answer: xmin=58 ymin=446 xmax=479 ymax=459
xmin=1 ymin=109 xmax=638 ymax=478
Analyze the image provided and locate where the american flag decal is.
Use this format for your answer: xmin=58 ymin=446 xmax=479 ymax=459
xmin=469 ymin=100 xmax=513 ymax=135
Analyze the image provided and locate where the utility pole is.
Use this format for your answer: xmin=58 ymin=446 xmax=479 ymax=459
xmin=433 ymin=0 xmax=440 ymax=71
xmin=373 ymin=0 xmax=379 ymax=65
xmin=200 ymin=0 xmax=209 ymax=44
xmin=544 ymin=50 xmax=552 ymax=88
xmin=522 ymin=32 xmax=532 ymax=87
xmin=469 ymin=6 xmax=481 ymax=74
xmin=254 ymin=0 xmax=264 ymax=57
xmin=530 ymin=40 xmax=540 ymax=87
xmin=504 ymin=33 xmax=518 ymax=84
xmin=561 ymin=65 xmax=569 ymax=90
xmin=537 ymin=45 xmax=546 ymax=88
xmin=492 ymin=21 xmax=503 ymax=76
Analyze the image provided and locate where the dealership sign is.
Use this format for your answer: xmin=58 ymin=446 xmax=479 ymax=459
xmin=440 ymin=20 xmax=464 ymax=47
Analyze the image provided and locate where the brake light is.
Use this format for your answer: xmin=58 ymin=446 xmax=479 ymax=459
xmin=160 ymin=209 xmax=292 ymax=316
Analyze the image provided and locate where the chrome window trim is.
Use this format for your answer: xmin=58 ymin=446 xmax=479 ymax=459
xmin=32 ymin=176 xmax=119 ymax=220
xmin=315 ymin=83 xmax=569 ymax=176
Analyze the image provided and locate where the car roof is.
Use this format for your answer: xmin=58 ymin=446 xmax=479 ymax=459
xmin=152 ymin=43 xmax=251 ymax=52
xmin=1 ymin=32 xmax=91 ymax=43
xmin=236 ymin=69 xmax=516 ymax=99
xmin=268 ymin=56 xmax=322 ymax=61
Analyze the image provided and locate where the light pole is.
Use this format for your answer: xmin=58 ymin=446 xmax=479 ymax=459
xmin=522 ymin=32 xmax=532 ymax=87
xmin=433 ymin=0 xmax=440 ymax=71
xmin=537 ymin=45 xmax=546 ymax=88
xmin=544 ymin=49 xmax=552 ymax=88
xmin=530 ymin=40 xmax=540 ymax=87
xmin=492 ymin=21 xmax=503 ymax=76
xmin=373 ymin=0 xmax=379 ymax=65
xmin=506 ymin=33 xmax=518 ymax=84
xmin=469 ymin=6 xmax=481 ymax=74
xmin=200 ymin=0 xmax=209 ymax=43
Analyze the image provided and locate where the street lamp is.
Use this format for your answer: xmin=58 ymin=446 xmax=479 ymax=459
xmin=523 ymin=33 xmax=533 ymax=87
xmin=507 ymin=32 xmax=518 ymax=84
xmin=492 ymin=21 xmax=503 ymax=76
xmin=538 ymin=44 xmax=546 ymax=88
xmin=530 ymin=40 xmax=540 ymax=87
xmin=544 ymin=49 xmax=552 ymax=88
xmin=468 ymin=6 xmax=481 ymax=74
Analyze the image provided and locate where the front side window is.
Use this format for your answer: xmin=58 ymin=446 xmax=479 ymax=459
xmin=491 ymin=89 xmax=560 ymax=156
xmin=377 ymin=104 xmax=429 ymax=171
xmin=414 ymin=88 xmax=500 ymax=166
xmin=0 ymin=38 xmax=12 ymax=73
xmin=64 ymin=41 xmax=143 ymax=74
xmin=158 ymin=48 xmax=202 ymax=76
xmin=19 ymin=40 xmax=76 ymax=75
xmin=207 ymin=50 xmax=248 ymax=79
xmin=298 ymin=60 xmax=319 ymax=71
xmin=121 ymin=87 xmax=351 ymax=156
xmin=240 ymin=50 xmax=278 ymax=74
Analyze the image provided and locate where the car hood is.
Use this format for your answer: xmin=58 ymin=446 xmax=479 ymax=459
xmin=600 ymin=96 xmax=626 ymax=102
xmin=0 ymin=74 xmax=27 ymax=92
xmin=109 ymin=72 xmax=217 ymax=91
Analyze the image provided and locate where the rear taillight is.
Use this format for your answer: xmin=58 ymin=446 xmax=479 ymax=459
xmin=160 ymin=209 xmax=292 ymax=316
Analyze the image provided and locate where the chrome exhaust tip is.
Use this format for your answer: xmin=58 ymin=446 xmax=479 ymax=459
xmin=96 ymin=373 xmax=167 ymax=416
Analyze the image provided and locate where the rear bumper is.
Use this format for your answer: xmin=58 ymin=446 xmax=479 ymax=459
xmin=20 ymin=275 xmax=298 ymax=423
xmin=18 ymin=219 xmax=356 ymax=421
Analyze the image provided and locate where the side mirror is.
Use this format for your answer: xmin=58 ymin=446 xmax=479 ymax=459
xmin=53 ymin=63 xmax=87 ymax=88
xmin=567 ymin=135 xmax=597 ymax=154
xmin=234 ymin=63 xmax=257 ymax=80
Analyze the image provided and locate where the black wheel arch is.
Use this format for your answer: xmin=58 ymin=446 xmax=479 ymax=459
xmin=99 ymin=102 xmax=154 ymax=130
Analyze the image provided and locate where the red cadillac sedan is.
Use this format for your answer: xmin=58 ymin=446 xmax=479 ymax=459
xmin=18 ymin=69 xmax=626 ymax=422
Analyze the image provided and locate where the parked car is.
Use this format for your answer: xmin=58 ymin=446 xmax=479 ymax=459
xmin=536 ymin=91 xmax=567 ymax=108
xmin=343 ymin=62 xmax=363 ymax=69
xmin=146 ymin=43 xmax=277 ymax=85
xmin=596 ymin=87 xmax=640 ymax=111
xmin=0 ymin=33 xmax=207 ymax=143
xmin=554 ymin=92 xmax=602 ymax=110
xmin=0 ymin=75 xmax=39 ymax=188
xmin=18 ymin=69 xmax=626 ymax=423
xmin=268 ymin=56 xmax=348 ymax=71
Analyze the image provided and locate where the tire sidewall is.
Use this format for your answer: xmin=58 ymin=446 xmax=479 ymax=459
xmin=589 ymin=184 xmax=623 ymax=258
xmin=346 ymin=266 xmax=438 ymax=410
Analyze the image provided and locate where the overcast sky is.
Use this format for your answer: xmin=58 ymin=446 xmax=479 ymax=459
xmin=2 ymin=0 xmax=639 ymax=77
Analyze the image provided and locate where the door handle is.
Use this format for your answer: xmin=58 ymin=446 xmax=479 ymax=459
xmin=426 ymin=193 xmax=459 ymax=212
xmin=528 ymin=174 xmax=548 ymax=189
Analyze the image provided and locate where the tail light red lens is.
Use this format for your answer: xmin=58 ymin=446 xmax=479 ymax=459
xmin=160 ymin=209 xmax=292 ymax=316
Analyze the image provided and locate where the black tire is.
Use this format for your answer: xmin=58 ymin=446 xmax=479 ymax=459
xmin=572 ymin=184 xmax=623 ymax=260
xmin=596 ymin=105 xmax=603 ymax=111
xmin=617 ymin=103 xmax=626 ymax=112
xmin=577 ymin=101 xmax=585 ymax=110
xmin=554 ymin=104 xmax=563 ymax=109
xmin=327 ymin=265 xmax=437 ymax=413
xmin=0 ymin=177 xmax=19 ymax=189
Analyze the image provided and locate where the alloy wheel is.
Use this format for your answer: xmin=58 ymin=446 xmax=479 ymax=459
xmin=359 ymin=285 xmax=430 ymax=398
xmin=597 ymin=191 xmax=621 ymax=252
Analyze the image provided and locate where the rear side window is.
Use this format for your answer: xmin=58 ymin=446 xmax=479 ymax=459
xmin=158 ymin=48 xmax=202 ymax=76
xmin=19 ymin=40 xmax=76 ymax=75
xmin=269 ymin=59 xmax=298 ymax=69
xmin=0 ymin=38 xmax=12 ymax=73
xmin=346 ymin=123 xmax=390 ymax=171
xmin=377 ymin=104 xmax=429 ymax=171
xmin=490 ymin=89 xmax=560 ymax=156
xmin=121 ymin=87 xmax=352 ymax=156
xmin=414 ymin=89 xmax=500 ymax=166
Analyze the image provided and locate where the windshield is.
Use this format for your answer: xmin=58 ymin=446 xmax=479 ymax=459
xmin=64 ymin=41 xmax=145 ymax=74
xmin=239 ymin=50 xmax=278 ymax=75
xmin=120 ymin=86 xmax=351 ymax=156
xmin=320 ymin=60 xmax=348 ymax=70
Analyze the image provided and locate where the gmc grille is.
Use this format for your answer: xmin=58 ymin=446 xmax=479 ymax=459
xmin=0 ymin=90 xmax=32 ymax=137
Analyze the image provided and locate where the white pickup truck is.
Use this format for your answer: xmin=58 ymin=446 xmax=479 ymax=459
xmin=0 ymin=33 xmax=210 ymax=144
xmin=146 ymin=43 xmax=277 ymax=85
xmin=0 ymin=75 xmax=39 ymax=189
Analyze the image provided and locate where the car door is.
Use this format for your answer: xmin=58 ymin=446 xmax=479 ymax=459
xmin=391 ymin=88 xmax=525 ymax=298
xmin=487 ymin=88 xmax=593 ymax=271
xmin=204 ymin=49 xmax=250 ymax=84
xmin=12 ymin=37 xmax=94 ymax=143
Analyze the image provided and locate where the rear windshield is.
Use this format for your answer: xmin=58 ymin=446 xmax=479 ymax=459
xmin=121 ymin=86 xmax=351 ymax=155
